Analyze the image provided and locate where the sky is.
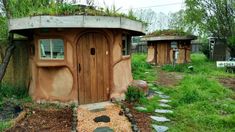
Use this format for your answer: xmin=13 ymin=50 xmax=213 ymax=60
xmin=75 ymin=0 xmax=186 ymax=31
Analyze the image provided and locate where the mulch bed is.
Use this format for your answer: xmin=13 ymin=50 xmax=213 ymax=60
xmin=123 ymin=102 xmax=152 ymax=132
xmin=6 ymin=107 xmax=72 ymax=132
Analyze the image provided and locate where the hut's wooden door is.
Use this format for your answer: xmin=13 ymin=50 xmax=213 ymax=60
xmin=77 ymin=32 xmax=109 ymax=104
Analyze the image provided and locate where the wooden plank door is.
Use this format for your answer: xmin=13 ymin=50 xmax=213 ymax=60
xmin=77 ymin=32 xmax=110 ymax=104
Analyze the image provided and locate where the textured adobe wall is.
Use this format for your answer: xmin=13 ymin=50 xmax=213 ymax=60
xmin=146 ymin=46 xmax=155 ymax=63
xmin=112 ymin=58 xmax=133 ymax=99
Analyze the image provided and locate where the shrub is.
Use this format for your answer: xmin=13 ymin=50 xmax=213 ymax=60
xmin=125 ymin=86 xmax=144 ymax=103
xmin=0 ymin=83 xmax=28 ymax=100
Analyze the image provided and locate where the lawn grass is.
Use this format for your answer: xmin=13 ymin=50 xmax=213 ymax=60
xmin=131 ymin=53 xmax=235 ymax=131
xmin=131 ymin=53 xmax=157 ymax=82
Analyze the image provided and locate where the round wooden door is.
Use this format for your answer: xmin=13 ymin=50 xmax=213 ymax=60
xmin=77 ymin=32 xmax=110 ymax=104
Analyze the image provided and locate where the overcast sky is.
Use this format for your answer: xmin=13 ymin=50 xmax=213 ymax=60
xmin=77 ymin=0 xmax=185 ymax=13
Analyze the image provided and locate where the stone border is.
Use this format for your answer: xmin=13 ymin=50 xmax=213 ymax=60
xmin=9 ymin=15 xmax=146 ymax=34
xmin=121 ymin=105 xmax=140 ymax=132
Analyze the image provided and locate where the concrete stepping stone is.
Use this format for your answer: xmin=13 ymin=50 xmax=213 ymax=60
xmin=155 ymin=109 xmax=173 ymax=114
xmin=93 ymin=115 xmax=110 ymax=123
xmin=159 ymin=95 xmax=170 ymax=99
xmin=152 ymin=124 xmax=169 ymax=132
xmin=159 ymin=99 xmax=171 ymax=103
xmin=150 ymin=116 xmax=170 ymax=122
xmin=155 ymin=91 xmax=164 ymax=95
xmin=159 ymin=103 xmax=171 ymax=108
xmin=135 ymin=106 xmax=147 ymax=111
xmin=94 ymin=127 xmax=114 ymax=132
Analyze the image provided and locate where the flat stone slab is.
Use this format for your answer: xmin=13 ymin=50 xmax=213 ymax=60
xmin=135 ymin=106 xmax=147 ymax=111
xmin=94 ymin=127 xmax=114 ymax=132
xmin=155 ymin=91 xmax=164 ymax=95
xmin=159 ymin=99 xmax=171 ymax=103
xmin=159 ymin=95 xmax=170 ymax=99
xmin=93 ymin=115 xmax=110 ymax=123
xmin=150 ymin=116 xmax=170 ymax=122
xmin=159 ymin=103 xmax=171 ymax=108
xmin=155 ymin=109 xmax=173 ymax=114
xmin=152 ymin=124 xmax=169 ymax=132
xmin=79 ymin=101 xmax=113 ymax=111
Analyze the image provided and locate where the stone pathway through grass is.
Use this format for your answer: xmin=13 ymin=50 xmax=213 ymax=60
xmin=150 ymin=90 xmax=173 ymax=132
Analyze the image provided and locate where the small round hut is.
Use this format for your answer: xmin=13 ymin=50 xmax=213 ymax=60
xmin=8 ymin=15 xmax=145 ymax=104
xmin=141 ymin=30 xmax=196 ymax=65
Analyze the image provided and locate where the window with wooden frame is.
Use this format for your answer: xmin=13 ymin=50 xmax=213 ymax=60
xmin=122 ymin=35 xmax=131 ymax=56
xmin=39 ymin=39 xmax=64 ymax=59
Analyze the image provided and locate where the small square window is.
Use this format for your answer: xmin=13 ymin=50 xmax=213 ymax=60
xmin=122 ymin=35 xmax=131 ymax=56
xmin=39 ymin=39 xmax=64 ymax=59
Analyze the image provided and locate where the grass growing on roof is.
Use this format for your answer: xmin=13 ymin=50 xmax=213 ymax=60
xmin=131 ymin=53 xmax=235 ymax=131
xmin=7 ymin=1 xmax=147 ymax=25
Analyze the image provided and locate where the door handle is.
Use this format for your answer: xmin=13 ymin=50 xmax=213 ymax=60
xmin=78 ymin=63 xmax=81 ymax=73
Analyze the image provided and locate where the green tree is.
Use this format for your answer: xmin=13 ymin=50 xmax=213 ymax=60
xmin=183 ymin=0 xmax=235 ymax=56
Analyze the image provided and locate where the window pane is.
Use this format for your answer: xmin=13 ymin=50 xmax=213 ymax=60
xmin=52 ymin=39 xmax=64 ymax=59
xmin=40 ymin=39 xmax=51 ymax=59
xmin=122 ymin=35 xmax=130 ymax=56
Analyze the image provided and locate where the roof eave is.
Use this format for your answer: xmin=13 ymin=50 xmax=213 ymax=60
xmin=9 ymin=15 xmax=146 ymax=35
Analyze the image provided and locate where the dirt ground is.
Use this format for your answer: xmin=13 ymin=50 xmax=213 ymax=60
xmin=77 ymin=105 xmax=132 ymax=132
xmin=219 ymin=78 xmax=235 ymax=91
xmin=156 ymin=69 xmax=184 ymax=87
xmin=6 ymin=107 xmax=72 ymax=132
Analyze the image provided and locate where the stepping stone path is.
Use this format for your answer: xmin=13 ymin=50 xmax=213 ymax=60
xmin=159 ymin=103 xmax=171 ymax=108
xmin=159 ymin=95 xmax=170 ymax=99
xmin=159 ymin=99 xmax=171 ymax=103
xmin=155 ymin=109 xmax=173 ymax=114
xmin=152 ymin=125 xmax=169 ymax=132
xmin=151 ymin=90 xmax=173 ymax=132
xmin=150 ymin=116 xmax=170 ymax=122
xmin=135 ymin=106 xmax=147 ymax=111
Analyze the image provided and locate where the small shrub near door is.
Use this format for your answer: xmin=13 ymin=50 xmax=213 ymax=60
xmin=125 ymin=86 xmax=145 ymax=103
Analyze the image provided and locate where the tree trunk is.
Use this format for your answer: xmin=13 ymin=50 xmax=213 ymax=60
xmin=0 ymin=37 xmax=15 ymax=82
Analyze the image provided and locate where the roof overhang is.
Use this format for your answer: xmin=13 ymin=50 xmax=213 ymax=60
xmin=141 ymin=35 xmax=197 ymax=41
xmin=9 ymin=15 xmax=146 ymax=35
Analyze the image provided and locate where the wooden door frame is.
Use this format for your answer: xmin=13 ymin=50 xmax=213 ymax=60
xmin=75 ymin=30 xmax=112 ymax=104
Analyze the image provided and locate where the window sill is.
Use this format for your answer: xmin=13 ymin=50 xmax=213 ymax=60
xmin=36 ymin=60 xmax=66 ymax=67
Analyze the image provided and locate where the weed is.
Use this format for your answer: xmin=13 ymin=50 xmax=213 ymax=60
xmin=125 ymin=86 xmax=145 ymax=103
xmin=0 ymin=83 xmax=28 ymax=100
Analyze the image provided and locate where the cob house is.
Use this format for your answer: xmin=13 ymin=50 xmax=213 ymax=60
xmin=141 ymin=30 xmax=196 ymax=65
xmin=7 ymin=15 xmax=145 ymax=104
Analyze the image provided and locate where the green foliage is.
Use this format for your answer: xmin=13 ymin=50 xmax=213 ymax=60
xmin=131 ymin=53 xmax=156 ymax=82
xmin=0 ymin=83 xmax=28 ymax=101
xmin=0 ymin=121 xmax=11 ymax=132
xmin=172 ymin=75 xmax=232 ymax=105
xmin=161 ymin=64 xmax=190 ymax=72
xmin=148 ymin=29 xmax=193 ymax=36
xmin=131 ymin=53 xmax=235 ymax=131
xmin=0 ymin=17 xmax=8 ymax=40
xmin=161 ymin=53 xmax=234 ymax=77
xmin=125 ymin=86 xmax=144 ymax=103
